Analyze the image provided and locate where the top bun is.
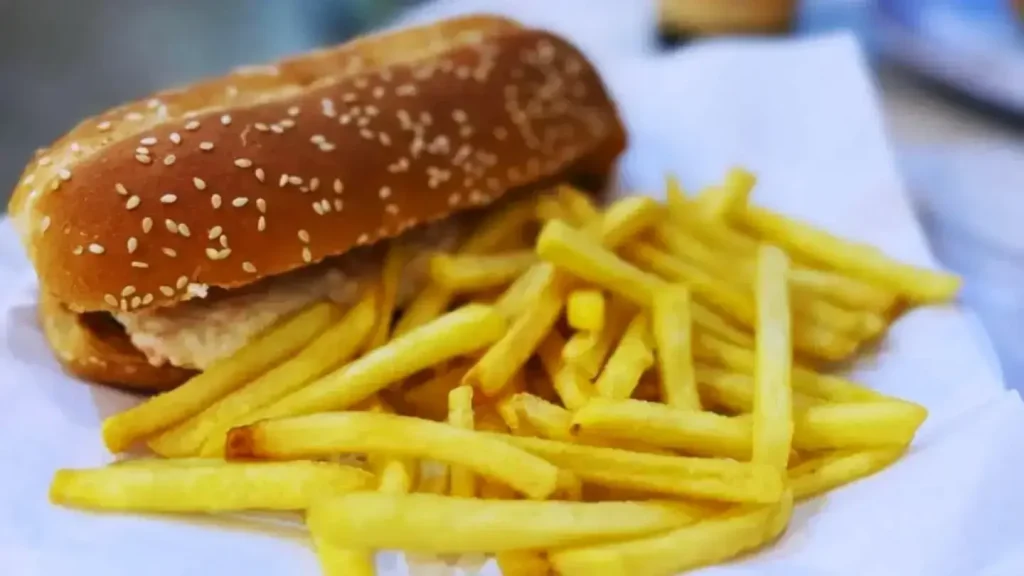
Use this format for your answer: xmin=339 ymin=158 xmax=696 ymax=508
xmin=8 ymin=15 xmax=626 ymax=314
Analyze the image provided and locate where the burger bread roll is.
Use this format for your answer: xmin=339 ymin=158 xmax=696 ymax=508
xmin=8 ymin=15 xmax=627 ymax=390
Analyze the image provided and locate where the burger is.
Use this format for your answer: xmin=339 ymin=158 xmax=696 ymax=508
xmin=6 ymin=15 xmax=626 ymax=393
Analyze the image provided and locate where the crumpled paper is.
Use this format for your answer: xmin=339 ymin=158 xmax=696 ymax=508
xmin=2 ymin=25 xmax=1022 ymax=576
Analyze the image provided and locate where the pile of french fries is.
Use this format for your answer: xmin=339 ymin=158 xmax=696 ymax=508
xmin=50 ymin=169 xmax=959 ymax=576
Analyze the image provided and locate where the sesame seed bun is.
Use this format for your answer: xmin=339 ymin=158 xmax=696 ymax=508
xmin=8 ymin=15 xmax=626 ymax=316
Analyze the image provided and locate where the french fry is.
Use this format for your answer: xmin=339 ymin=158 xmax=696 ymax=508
xmin=490 ymin=434 xmax=784 ymax=504
xmin=695 ymin=167 xmax=755 ymax=221
xmin=416 ymin=461 xmax=449 ymax=495
xmin=50 ymin=461 xmax=372 ymax=512
xmin=536 ymin=195 xmax=573 ymax=223
xmin=567 ymin=289 xmax=605 ymax=332
xmin=378 ymin=458 xmax=416 ymax=494
xmin=792 ymin=402 xmax=927 ymax=451
xmin=496 ymin=551 xmax=552 ymax=576
xmin=244 ymin=304 xmax=506 ymax=422
xmin=392 ymin=283 xmax=452 ymax=338
xmin=306 ymin=492 xmax=701 ymax=553
xmin=550 ymin=491 xmax=793 ymax=576
xmin=101 ymin=302 xmax=343 ymax=453
xmin=464 ymin=266 xmax=565 ymax=397
xmin=150 ymin=292 xmax=377 ymax=458
xmin=494 ymin=262 xmax=553 ymax=319
xmin=368 ymin=241 xmax=410 ymax=350
xmin=664 ymin=179 xmax=759 ymax=255
xmin=582 ymin=195 xmax=661 ymax=249
xmin=401 ymin=365 xmax=471 ymax=421
xmin=788 ymin=267 xmax=897 ymax=314
xmin=563 ymin=299 xmax=631 ymax=378
xmin=571 ymin=398 xmax=752 ymax=460
xmin=511 ymin=392 xmax=574 ymax=441
xmin=651 ymin=286 xmax=700 ymax=409
xmin=690 ymin=301 xmax=754 ymax=348
xmin=537 ymin=331 xmax=596 ymax=410
xmin=736 ymin=205 xmax=961 ymax=303
xmin=429 ymin=251 xmax=537 ymax=293
xmin=310 ymin=533 xmax=375 ymax=576
xmin=557 ymin=184 xmax=601 ymax=223
xmin=697 ymin=367 xmax=818 ymax=414
xmin=752 ymin=245 xmax=793 ymax=472
xmin=537 ymin=220 xmax=666 ymax=307
xmin=594 ymin=314 xmax=655 ymax=401
xmin=789 ymin=447 xmax=906 ymax=500
xmin=226 ymin=412 xmax=560 ymax=500
xmin=556 ymin=469 xmax=585 ymax=501
xmin=447 ymin=386 xmax=476 ymax=497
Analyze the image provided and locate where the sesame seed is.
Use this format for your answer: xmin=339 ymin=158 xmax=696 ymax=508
xmin=494 ymin=127 xmax=508 ymax=140
xmin=170 ymin=132 xmax=182 ymax=145
xmin=131 ymin=296 xmax=142 ymax=309
xmin=115 ymin=183 xmax=128 ymax=196
xmin=57 ymin=169 xmax=71 ymax=181
xmin=88 ymin=243 xmax=105 ymax=254
xmin=221 ymin=114 xmax=232 ymax=126
xmin=279 ymin=174 xmax=289 ymax=187
xmin=211 ymin=194 xmax=222 ymax=209
xmin=140 ymin=137 xmax=157 ymax=146
xmin=459 ymin=126 xmax=473 ymax=138
xmin=254 ymin=122 xmax=268 ymax=132
xmin=359 ymin=129 xmax=374 ymax=140
xmin=357 ymin=234 xmax=369 ymax=244
xmin=165 ymin=219 xmax=177 ymax=233
xmin=334 ymin=179 xmax=343 ymax=194
xmin=185 ymin=120 xmax=200 ymax=131
xmin=104 ymin=294 xmax=118 ymax=307
xmin=243 ymin=261 xmax=257 ymax=273
xmin=453 ymin=109 xmax=468 ymax=123
xmin=131 ymin=261 xmax=149 ymax=269
xmin=448 ymin=193 xmax=461 ymax=206
xmin=270 ymin=124 xmax=284 ymax=134
xmin=312 ymin=202 xmax=325 ymax=216
xmin=396 ymin=84 xmax=417 ymax=97
xmin=73 ymin=245 xmax=84 ymax=255
xmin=342 ymin=93 xmax=357 ymax=103
xmin=178 ymin=223 xmax=191 ymax=237
xmin=176 ymin=276 xmax=188 ymax=290
xmin=122 ymin=285 xmax=136 ymax=297
xmin=119 ymin=299 xmax=128 ymax=312
xmin=385 ymin=203 xmax=399 ymax=215
xmin=288 ymin=176 xmax=302 ymax=186
xmin=318 ymin=142 xmax=336 ymax=152
xmin=136 ymin=147 xmax=150 ymax=156
xmin=255 ymin=168 xmax=265 ymax=183
xmin=298 ymin=229 xmax=310 ymax=243
xmin=160 ymin=286 xmax=175 ymax=297
xmin=97 ymin=121 xmax=112 ymax=131
xmin=339 ymin=115 xmax=351 ymax=125
xmin=287 ymin=106 xmax=300 ymax=117
xmin=379 ymin=186 xmax=392 ymax=199
xmin=142 ymin=293 xmax=154 ymax=304
xmin=334 ymin=199 xmax=344 ymax=211
xmin=310 ymin=177 xmax=320 ymax=192
xmin=126 ymin=112 xmax=143 ymax=121
xmin=193 ymin=177 xmax=207 ymax=190
xmin=40 ymin=216 xmax=51 ymax=233
xmin=354 ymin=78 xmax=368 ymax=89
xmin=208 ymin=226 xmax=223 ymax=240
xmin=219 ymin=235 xmax=229 ymax=248
xmin=205 ymin=247 xmax=218 ymax=260
xmin=257 ymin=198 xmax=267 ymax=213
xmin=379 ymin=133 xmax=391 ymax=146
xmin=142 ymin=217 xmax=153 ymax=233
xmin=232 ymin=197 xmax=249 ymax=207
xmin=160 ymin=194 xmax=177 ymax=204
xmin=234 ymin=158 xmax=253 ymax=168
xmin=199 ymin=141 xmax=214 ymax=151
xmin=127 ymin=237 xmax=138 ymax=253
xmin=258 ymin=216 xmax=266 ymax=231
xmin=310 ymin=134 xmax=325 ymax=145
xmin=162 ymin=247 xmax=177 ymax=258
xmin=302 ymin=247 xmax=312 ymax=263
xmin=163 ymin=155 xmax=177 ymax=166
xmin=320 ymin=199 xmax=331 ymax=213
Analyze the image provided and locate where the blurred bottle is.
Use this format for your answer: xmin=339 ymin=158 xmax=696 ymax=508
xmin=658 ymin=0 xmax=799 ymax=43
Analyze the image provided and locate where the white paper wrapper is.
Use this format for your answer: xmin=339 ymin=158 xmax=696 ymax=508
xmin=3 ymin=28 xmax=1023 ymax=576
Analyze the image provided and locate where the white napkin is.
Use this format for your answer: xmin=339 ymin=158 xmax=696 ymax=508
xmin=1 ymin=28 xmax=1021 ymax=576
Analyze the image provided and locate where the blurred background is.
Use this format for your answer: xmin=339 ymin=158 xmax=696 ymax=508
xmin=1 ymin=0 xmax=1022 ymax=383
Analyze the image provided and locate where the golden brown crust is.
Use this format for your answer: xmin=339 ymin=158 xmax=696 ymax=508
xmin=10 ymin=16 xmax=626 ymax=315
xmin=38 ymin=292 xmax=195 ymax=393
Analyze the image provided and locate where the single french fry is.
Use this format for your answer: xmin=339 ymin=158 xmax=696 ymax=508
xmin=496 ymin=551 xmax=552 ymax=576
xmin=227 ymin=412 xmax=559 ymax=500
xmin=494 ymin=262 xmax=553 ymax=319
xmin=594 ymin=314 xmax=655 ymax=401
xmin=430 ymin=251 xmax=537 ymax=293
xmin=538 ymin=220 xmax=667 ymax=307
xmin=512 ymin=392 xmax=574 ymax=441
xmin=101 ymin=302 xmax=342 ymax=453
xmin=464 ymin=266 xmax=565 ymax=396
xmin=152 ymin=292 xmax=377 ymax=458
xmin=736 ymin=205 xmax=961 ymax=303
xmin=537 ymin=331 xmax=596 ymax=410
xmin=582 ymin=195 xmax=662 ymax=249
xmin=550 ymin=491 xmax=793 ymax=576
xmin=789 ymin=447 xmax=906 ymax=500
xmin=752 ymin=245 xmax=793 ymax=472
xmin=490 ymin=434 xmax=784 ymax=504
xmin=792 ymin=402 xmax=927 ymax=451
xmin=571 ymin=398 xmax=752 ymax=460
xmin=50 ymin=461 xmax=373 ymax=512
xmin=310 ymin=532 xmax=375 ymax=576
xmin=697 ymin=367 xmax=818 ymax=414
xmin=306 ymin=492 xmax=701 ymax=553
xmin=557 ymin=185 xmax=601 ymax=224
xmin=447 ymin=386 xmax=476 ymax=498
xmin=567 ymin=289 xmax=606 ymax=332
xmin=651 ymin=286 xmax=700 ymax=409
xmin=393 ymin=283 xmax=453 ymax=338
xmin=368 ymin=241 xmax=410 ymax=350
xmin=245 ymin=304 xmax=506 ymax=422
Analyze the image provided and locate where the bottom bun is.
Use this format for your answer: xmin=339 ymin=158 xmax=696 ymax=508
xmin=39 ymin=292 xmax=196 ymax=393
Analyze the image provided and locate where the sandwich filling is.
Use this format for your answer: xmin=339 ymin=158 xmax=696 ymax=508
xmin=113 ymin=220 xmax=466 ymax=370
